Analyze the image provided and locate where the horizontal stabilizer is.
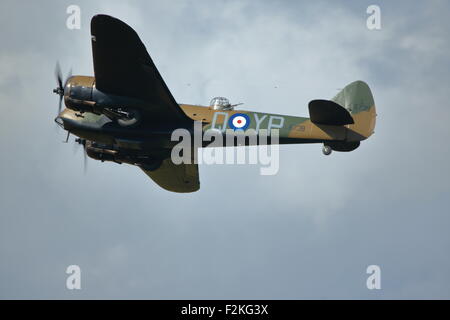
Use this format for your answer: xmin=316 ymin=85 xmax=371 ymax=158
xmin=308 ymin=99 xmax=354 ymax=126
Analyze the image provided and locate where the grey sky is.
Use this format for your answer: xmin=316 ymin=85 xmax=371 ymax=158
xmin=0 ymin=0 xmax=449 ymax=299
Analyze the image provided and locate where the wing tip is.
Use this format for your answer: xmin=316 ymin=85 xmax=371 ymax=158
xmin=91 ymin=14 xmax=131 ymax=34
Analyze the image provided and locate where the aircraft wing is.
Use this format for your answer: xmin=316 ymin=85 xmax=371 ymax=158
xmin=90 ymin=14 xmax=190 ymax=122
xmin=141 ymin=159 xmax=200 ymax=193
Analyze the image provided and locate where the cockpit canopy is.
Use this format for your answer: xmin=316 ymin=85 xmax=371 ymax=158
xmin=209 ymin=97 xmax=233 ymax=110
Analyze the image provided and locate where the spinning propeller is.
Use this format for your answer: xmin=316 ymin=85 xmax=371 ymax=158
xmin=53 ymin=62 xmax=72 ymax=115
xmin=75 ymin=138 xmax=88 ymax=173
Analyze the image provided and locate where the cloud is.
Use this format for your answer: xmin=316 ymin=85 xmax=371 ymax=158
xmin=1 ymin=0 xmax=450 ymax=299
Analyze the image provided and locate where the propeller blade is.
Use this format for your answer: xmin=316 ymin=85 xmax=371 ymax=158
xmin=58 ymin=95 xmax=63 ymax=113
xmin=83 ymin=147 xmax=88 ymax=174
xmin=54 ymin=63 xmax=72 ymax=116
xmin=63 ymin=130 xmax=70 ymax=143
xmin=55 ymin=62 xmax=63 ymax=90
xmin=73 ymin=138 xmax=80 ymax=154
xmin=75 ymin=138 xmax=88 ymax=174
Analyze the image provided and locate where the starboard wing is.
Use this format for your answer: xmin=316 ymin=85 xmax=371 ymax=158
xmin=91 ymin=14 xmax=190 ymax=122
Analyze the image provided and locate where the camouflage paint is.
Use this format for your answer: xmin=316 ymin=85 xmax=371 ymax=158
xmin=58 ymin=80 xmax=376 ymax=149
xmin=179 ymin=80 xmax=376 ymax=144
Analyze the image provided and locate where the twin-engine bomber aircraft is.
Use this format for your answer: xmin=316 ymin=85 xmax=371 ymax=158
xmin=54 ymin=14 xmax=377 ymax=193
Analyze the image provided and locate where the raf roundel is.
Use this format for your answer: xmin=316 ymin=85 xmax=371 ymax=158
xmin=229 ymin=113 xmax=250 ymax=131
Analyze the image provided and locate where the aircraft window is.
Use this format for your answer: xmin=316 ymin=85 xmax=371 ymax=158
xmin=210 ymin=97 xmax=233 ymax=110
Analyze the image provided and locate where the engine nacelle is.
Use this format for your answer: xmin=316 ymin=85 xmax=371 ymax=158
xmin=63 ymin=75 xmax=143 ymax=126
xmin=64 ymin=76 xmax=97 ymax=113
xmin=85 ymin=144 xmax=118 ymax=162
xmin=84 ymin=142 xmax=160 ymax=170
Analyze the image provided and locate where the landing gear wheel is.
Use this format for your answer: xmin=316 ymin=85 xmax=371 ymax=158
xmin=322 ymin=144 xmax=332 ymax=156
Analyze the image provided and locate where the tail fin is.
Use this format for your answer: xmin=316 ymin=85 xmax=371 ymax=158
xmin=332 ymin=80 xmax=377 ymax=141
